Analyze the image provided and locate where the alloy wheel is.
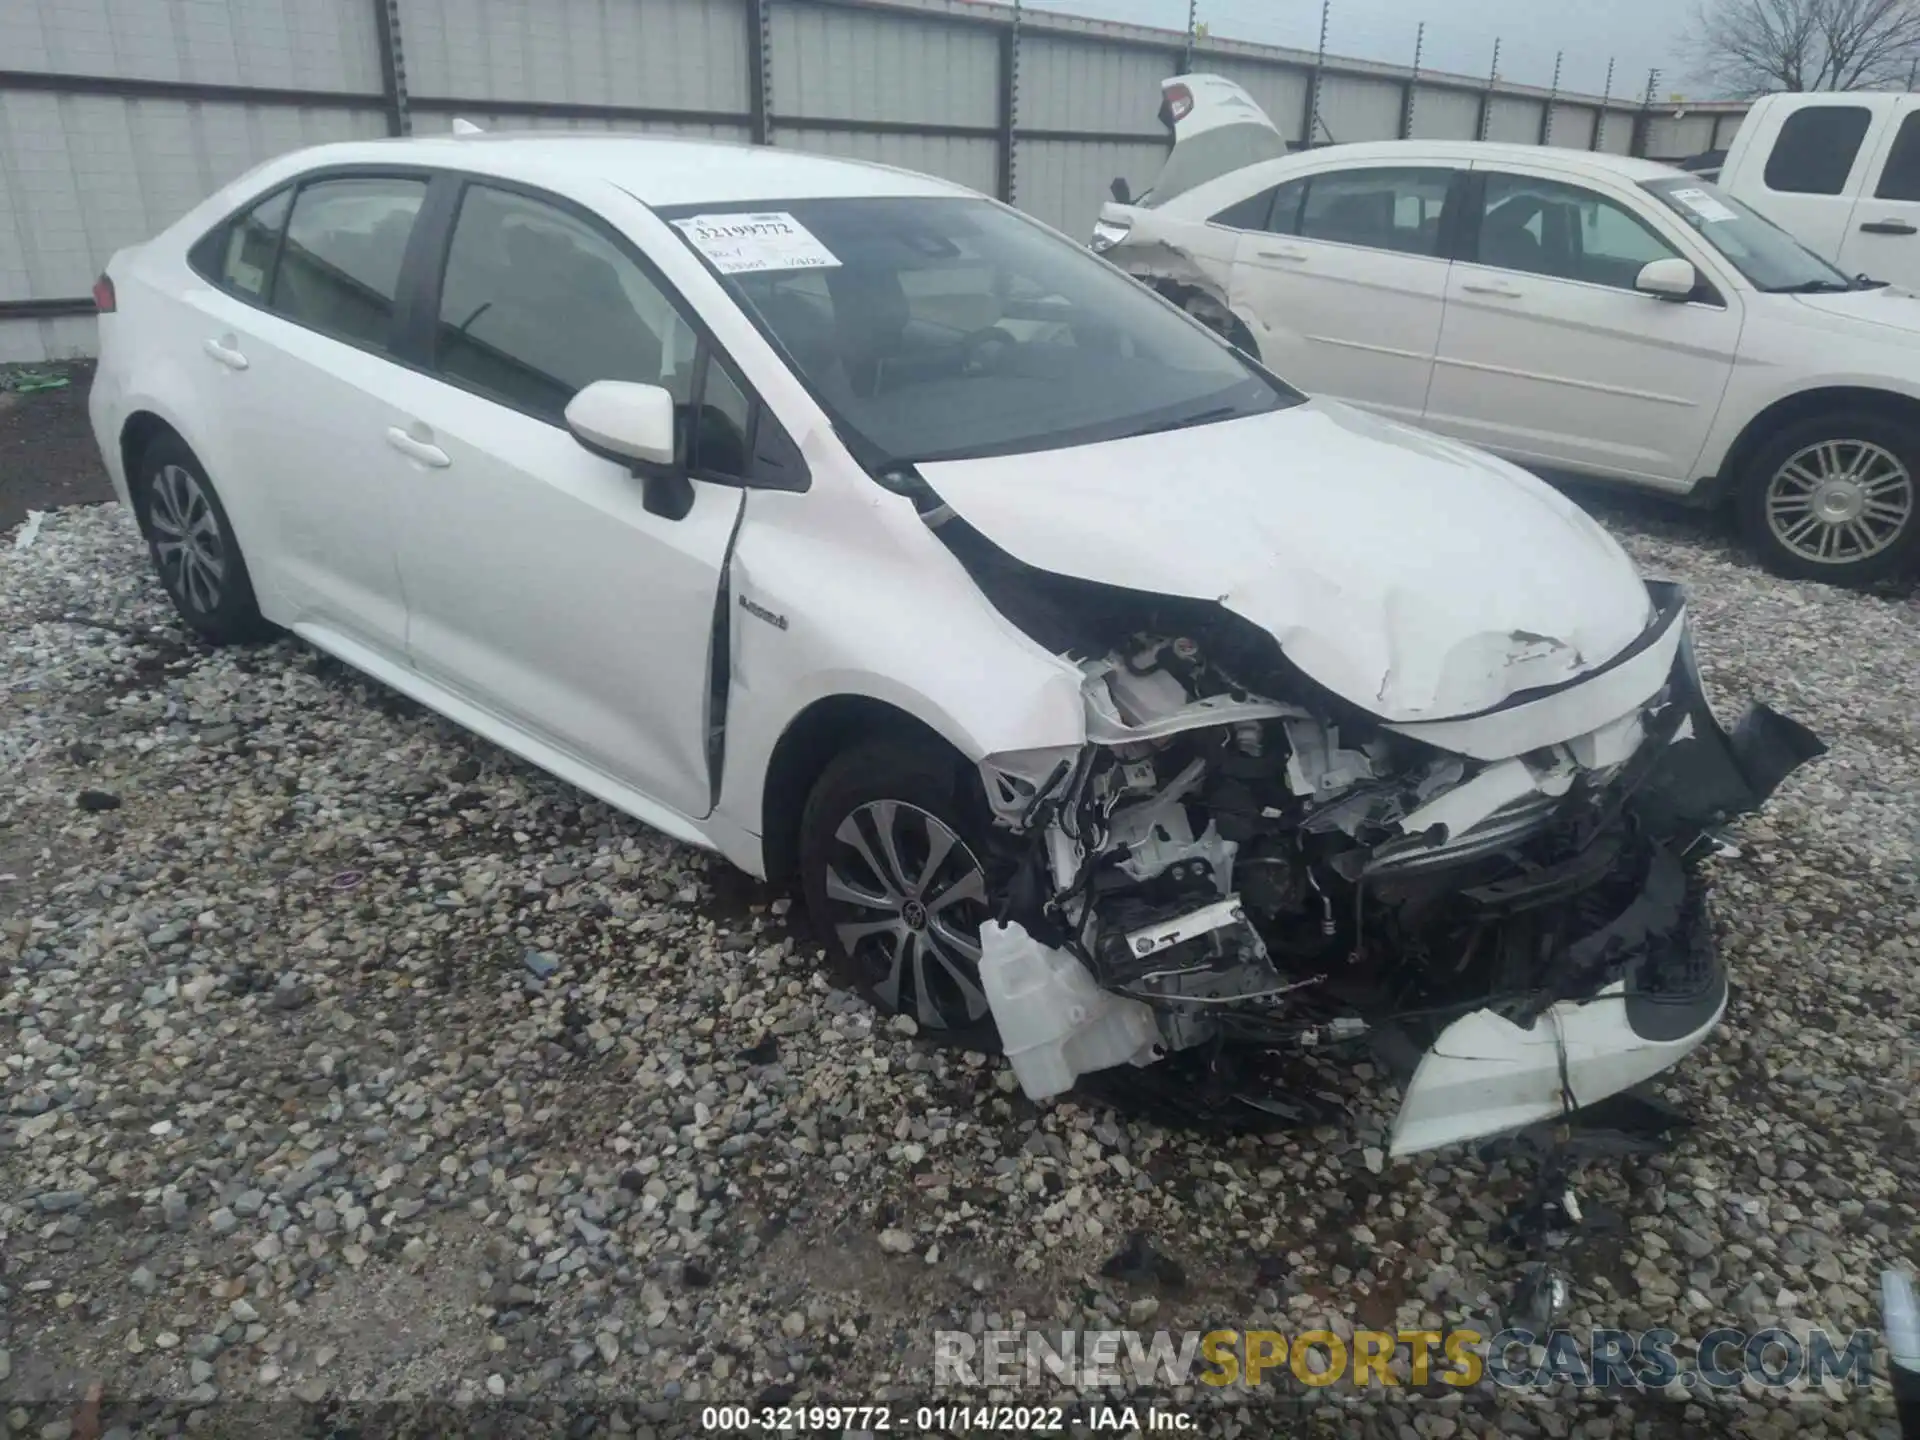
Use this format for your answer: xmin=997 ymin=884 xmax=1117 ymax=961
xmin=1764 ymin=439 xmax=1914 ymax=566
xmin=822 ymin=799 xmax=992 ymax=1030
xmin=148 ymin=464 xmax=227 ymax=613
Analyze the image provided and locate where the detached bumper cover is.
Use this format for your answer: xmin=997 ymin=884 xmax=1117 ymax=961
xmin=1390 ymin=843 xmax=1725 ymax=1158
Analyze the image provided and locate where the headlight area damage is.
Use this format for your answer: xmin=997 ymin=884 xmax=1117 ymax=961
xmin=960 ymin=556 xmax=1824 ymax=1158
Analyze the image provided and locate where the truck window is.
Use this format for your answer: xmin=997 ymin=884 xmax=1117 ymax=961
xmin=1763 ymin=106 xmax=1871 ymax=195
xmin=1875 ymin=113 xmax=1920 ymax=201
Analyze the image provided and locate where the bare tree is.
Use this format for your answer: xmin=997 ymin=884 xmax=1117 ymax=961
xmin=1687 ymin=0 xmax=1920 ymax=95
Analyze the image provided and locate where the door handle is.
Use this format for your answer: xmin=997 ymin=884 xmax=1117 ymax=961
xmin=1256 ymin=246 xmax=1309 ymax=262
xmin=385 ymin=426 xmax=451 ymax=468
xmin=202 ymin=337 xmax=249 ymax=370
xmin=1460 ymin=281 xmax=1523 ymax=298
xmin=1859 ymin=219 xmax=1918 ymax=235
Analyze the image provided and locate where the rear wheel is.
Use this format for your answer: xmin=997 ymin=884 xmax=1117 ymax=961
xmin=1738 ymin=412 xmax=1920 ymax=584
xmin=135 ymin=434 xmax=275 ymax=643
xmin=799 ymin=738 xmax=1000 ymax=1049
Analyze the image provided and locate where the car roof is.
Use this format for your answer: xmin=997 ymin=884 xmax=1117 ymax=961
xmin=1275 ymin=140 xmax=1684 ymax=183
xmin=265 ymin=131 xmax=975 ymax=207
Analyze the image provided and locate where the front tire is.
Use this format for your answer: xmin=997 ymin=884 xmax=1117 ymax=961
xmin=799 ymin=738 xmax=1001 ymax=1050
xmin=134 ymin=434 xmax=275 ymax=644
xmin=1738 ymin=412 xmax=1920 ymax=584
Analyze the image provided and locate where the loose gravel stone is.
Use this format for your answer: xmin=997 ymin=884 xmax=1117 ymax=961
xmin=1 ymin=500 xmax=1915 ymax=1431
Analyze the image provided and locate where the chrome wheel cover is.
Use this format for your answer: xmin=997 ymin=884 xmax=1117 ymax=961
xmin=1765 ymin=439 xmax=1913 ymax=566
xmin=822 ymin=799 xmax=991 ymax=1030
xmin=148 ymin=464 xmax=227 ymax=613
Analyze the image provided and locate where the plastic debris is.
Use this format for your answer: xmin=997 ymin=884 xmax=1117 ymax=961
xmin=12 ymin=510 xmax=45 ymax=551
xmin=2 ymin=368 xmax=69 ymax=394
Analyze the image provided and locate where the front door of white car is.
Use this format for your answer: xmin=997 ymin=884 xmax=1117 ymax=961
xmin=184 ymin=173 xmax=430 ymax=652
xmin=1227 ymin=165 xmax=1458 ymax=422
xmin=1423 ymin=169 xmax=1743 ymax=486
xmin=372 ymin=181 xmax=746 ymax=822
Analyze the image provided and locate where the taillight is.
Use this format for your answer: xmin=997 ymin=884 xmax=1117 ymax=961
xmin=92 ymin=274 xmax=116 ymax=313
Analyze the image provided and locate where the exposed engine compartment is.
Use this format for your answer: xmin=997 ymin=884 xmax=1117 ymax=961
xmin=918 ymin=502 xmax=1825 ymax=1155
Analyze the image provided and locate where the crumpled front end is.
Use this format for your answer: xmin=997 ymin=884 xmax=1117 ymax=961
xmin=970 ymin=579 xmax=1824 ymax=1157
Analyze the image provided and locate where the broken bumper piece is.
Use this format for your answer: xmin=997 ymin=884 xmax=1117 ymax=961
xmin=1387 ymin=842 xmax=1725 ymax=1158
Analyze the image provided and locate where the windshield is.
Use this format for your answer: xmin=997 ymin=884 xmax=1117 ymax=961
xmin=658 ymin=196 xmax=1294 ymax=468
xmin=1642 ymin=176 xmax=1858 ymax=292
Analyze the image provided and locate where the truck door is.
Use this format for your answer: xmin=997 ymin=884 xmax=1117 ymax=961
xmin=1837 ymin=98 xmax=1920 ymax=288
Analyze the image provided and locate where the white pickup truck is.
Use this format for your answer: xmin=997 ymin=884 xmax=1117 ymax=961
xmin=1716 ymin=92 xmax=1920 ymax=290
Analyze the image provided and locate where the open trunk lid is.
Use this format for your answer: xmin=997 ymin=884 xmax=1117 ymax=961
xmin=1136 ymin=74 xmax=1291 ymax=207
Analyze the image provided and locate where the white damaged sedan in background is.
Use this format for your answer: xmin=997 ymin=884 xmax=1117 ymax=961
xmin=87 ymin=133 xmax=1824 ymax=1163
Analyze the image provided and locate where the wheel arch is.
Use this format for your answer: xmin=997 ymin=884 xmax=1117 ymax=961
xmin=119 ymin=410 xmax=187 ymax=521
xmin=757 ymin=694 xmax=971 ymax=887
xmin=1715 ymin=386 xmax=1920 ymax=501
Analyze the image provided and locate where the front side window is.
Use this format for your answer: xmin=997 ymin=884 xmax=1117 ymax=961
xmin=1643 ymin=175 xmax=1856 ymax=292
xmin=662 ymin=197 xmax=1292 ymax=469
xmin=1475 ymin=174 xmax=1681 ymax=291
xmin=1763 ymin=106 xmax=1871 ymax=195
xmin=1296 ymin=168 xmax=1453 ymax=256
xmin=270 ymin=177 xmax=426 ymax=350
xmin=434 ymin=184 xmax=698 ymax=427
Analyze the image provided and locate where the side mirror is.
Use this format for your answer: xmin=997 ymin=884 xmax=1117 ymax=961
xmin=1635 ymin=257 xmax=1698 ymax=301
xmin=1110 ymin=176 xmax=1132 ymax=204
xmin=565 ymin=380 xmax=676 ymax=468
xmin=564 ymin=380 xmax=694 ymax=519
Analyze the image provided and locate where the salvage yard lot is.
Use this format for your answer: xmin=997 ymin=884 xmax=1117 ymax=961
xmin=2 ymin=381 xmax=1918 ymax=1436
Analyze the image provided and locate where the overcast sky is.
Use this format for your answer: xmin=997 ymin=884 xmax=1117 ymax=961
xmin=1034 ymin=0 xmax=1705 ymax=100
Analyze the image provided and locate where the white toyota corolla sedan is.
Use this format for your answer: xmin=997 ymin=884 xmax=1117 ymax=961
xmin=89 ymin=131 xmax=1821 ymax=1156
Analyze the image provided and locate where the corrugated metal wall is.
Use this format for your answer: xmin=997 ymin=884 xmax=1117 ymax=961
xmin=1317 ymin=74 xmax=1403 ymax=143
xmin=1409 ymin=87 xmax=1479 ymax=141
xmin=0 ymin=0 xmax=1742 ymax=360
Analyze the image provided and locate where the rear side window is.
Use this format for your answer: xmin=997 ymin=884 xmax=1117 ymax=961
xmin=1876 ymin=113 xmax=1920 ymax=200
xmin=1764 ymin=106 xmax=1871 ymax=195
xmin=1211 ymin=186 xmax=1277 ymax=230
xmin=1297 ymin=168 xmax=1452 ymax=256
xmin=433 ymin=183 xmax=699 ymax=428
xmin=270 ymin=177 xmax=427 ymax=351
xmin=191 ymin=189 xmax=292 ymax=300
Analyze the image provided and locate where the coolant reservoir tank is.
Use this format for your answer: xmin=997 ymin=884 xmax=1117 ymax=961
xmin=979 ymin=921 xmax=1161 ymax=1100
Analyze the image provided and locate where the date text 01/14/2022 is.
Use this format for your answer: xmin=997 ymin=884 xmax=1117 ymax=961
xmin=698 ymin=1404 xmax=1197 ymax=1431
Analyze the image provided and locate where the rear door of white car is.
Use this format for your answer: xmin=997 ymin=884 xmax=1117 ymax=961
xmin=182 ymin=170 xmax=432 ymax=653
xmin=368 ymin=176 xmax=750 ymax=822
xmin=1423 ymin=165 xmax=1742 ymax=487
xmin=1227 ymin=162 xmax=1461 ymax=422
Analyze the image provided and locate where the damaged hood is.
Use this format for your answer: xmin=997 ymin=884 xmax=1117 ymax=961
xmin=918 ymin=400 xmax=1654 ymax=722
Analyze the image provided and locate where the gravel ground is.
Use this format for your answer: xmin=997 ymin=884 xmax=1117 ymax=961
xmin=2 ymin=499 xmax=1916 ymax=1440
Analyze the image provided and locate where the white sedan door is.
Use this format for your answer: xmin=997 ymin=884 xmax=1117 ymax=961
xmin=1423 ymin=169 xmax=1743 ymax=487
xmin=181 ymin=174 xmax=431 ymax=653
xmin=1228 ymin=165 xmax=1458 ymax=422
xmin=375 ymin=181 xmax=746 ymax=822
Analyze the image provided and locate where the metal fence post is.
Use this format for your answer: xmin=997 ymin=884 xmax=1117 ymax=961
xmin=1475 ymin=38 xmax=1499 ymax=142
xmin=1398 ymin=22 xmax=1424 ymax=140
xmin=748 ymin=0 xmax=773 ymax=144
xmin=1538 ymin=51 xmax=1561 ymax=145
xmin=1300 ymin=0 xmax=1330 ymax=145
xmin=997 ymin=2 xmax=1020 ymax=203
xmin=1630 ymin=67 xmax=1660 ymax=157
xmin=371 ymin=0 xmax=410 ymax=136
xmin=1593 ymin=57 xmax=1614 ymax=150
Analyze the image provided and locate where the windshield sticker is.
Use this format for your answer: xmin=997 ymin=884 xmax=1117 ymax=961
xmin=1669 ymin=187 xmax=1741 ymax=224
xmin=672 ymin=212 xmax=842 ymax=274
